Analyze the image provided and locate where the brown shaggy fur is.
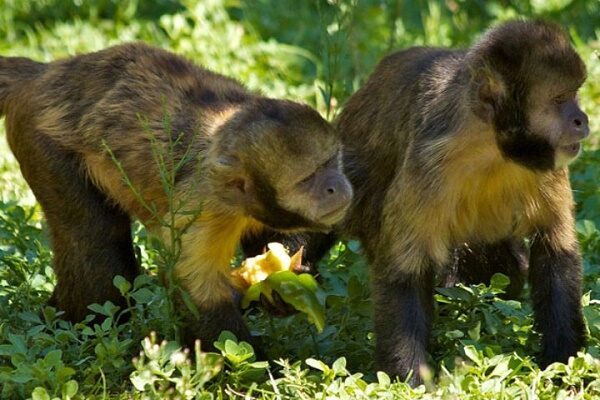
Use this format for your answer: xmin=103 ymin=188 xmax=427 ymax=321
xmin=0 ymin=42 xmax=352 ymax=349
xmin=246 ymin=20 xmax=590 ymax=383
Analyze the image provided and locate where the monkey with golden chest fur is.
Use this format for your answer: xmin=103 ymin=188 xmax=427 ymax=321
xmin=338 ymin=20 xmax=590 ymax=383
xmin=0 ymin=43 xmax=353 ymax=350
xmin=242 ymin=20 xmax=591 ymax=383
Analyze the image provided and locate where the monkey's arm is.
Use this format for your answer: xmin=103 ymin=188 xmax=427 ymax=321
xmin=166 ymin=209 xmax=256 ymax=349
xmin=528 ymin=203 xmax=585 ymax=367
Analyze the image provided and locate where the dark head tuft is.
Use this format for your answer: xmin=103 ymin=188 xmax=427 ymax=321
xmin=468 ymin=20 xmax=585 ymax=87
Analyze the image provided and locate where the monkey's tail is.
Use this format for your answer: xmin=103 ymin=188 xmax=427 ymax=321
xmin=0 ymin=56 xmax=46 ymax=116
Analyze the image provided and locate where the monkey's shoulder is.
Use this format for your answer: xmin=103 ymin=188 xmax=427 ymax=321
xmin=376 ymin=47 xmax=465 ymax=77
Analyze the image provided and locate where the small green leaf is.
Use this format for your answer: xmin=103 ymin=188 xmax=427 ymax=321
xmin=62 ymin=380 xmax=78 ymax=398
xmin=31 ymin=387 xmax=50 ymax=400
xmin=133 ymin=274 xmax=153 ymax=289
xmin=131 ymin=288 xmax=154 ymax=304
xmin=490 ymin=273 xmax=510 ymax=290
xmin=87 ymin=303 xmax=110 ymax=316
xmin=113 ymin=275 xmax=131 ymax=294
xmin=468 ymin=321 xmax=481 ymax=341
xmin=306 ymin=358 xmax=328 ymax=372
xmin=18 ymin=312 xmax=42 ymax=324
xmin=332 ymin=357 xmax=347 ymax=376
xmin=463 ymin=345 xmax=482 ymax=365
xmin=242 ymin=271 xmax=325 ymax=331
xmin=8 ymin=334 xmax=27 ymax=354
xmin=436 ymin=286 xmax=472 ymax=301
xmin=241 ymin=281 xmax=265 ymax=308
xmin=82 ymin=326 xmax=94 ymax=336
xmin=445 ymin=330 xmax=464 ymax=339
xmin=224 ymin=339 xmax=239 ymax=356
xmin=489 ymin=357 xmax=510 ymax=378
xmin=56 ymin=366 xmax=76 ymax=381
xmin=101 ymin=317 xmax=113 ymax=331
xmin=44 ymin=349 xmax=62 ymax=367
xmin=377 ymin=371 xmax=391 ymax=386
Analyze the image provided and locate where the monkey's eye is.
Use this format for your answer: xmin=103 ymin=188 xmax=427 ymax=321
xmin=553 ymin=91 xmax=577 ymax=105
xmin=320 ymin=154 xmax=339 ymax=169
xmin=296 ymin=154 xmax=338 ymax=187
xmin=553 ymin=96 xmax=568 ymax=105
xmin=299 ymin=171 xmax=316 ymax=185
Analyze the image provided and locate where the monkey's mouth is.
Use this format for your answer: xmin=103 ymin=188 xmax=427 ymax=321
xmin=559 ymin=142 xmax=581 ymax=157
xmin=318 ymin=203 xmax=350 ymax=225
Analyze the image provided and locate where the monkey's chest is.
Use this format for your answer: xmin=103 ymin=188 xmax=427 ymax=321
xmin=439 ymin=176 xmax=539 ymax=244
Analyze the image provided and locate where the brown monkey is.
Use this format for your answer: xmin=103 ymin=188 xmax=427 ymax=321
xmin=336 ymin=20 xmax=589 ymax=383
xmin=0 ymin=43 xmax=353 ymax=349
xmin=243 ymin=20 xmax=590 ymax=382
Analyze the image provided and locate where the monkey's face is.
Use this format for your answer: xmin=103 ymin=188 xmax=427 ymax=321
xmin=273 ymin=147 xmax=353 ymax=230
xmin=473 ymin=42 xmax=588 ymax=171
xmin=489 ymin=79 xmax=588 ymax=172
xmin=527 ymin=84 xmax=589 ymax=169
xmin=213 ymin=100 xmax=353 ymax=231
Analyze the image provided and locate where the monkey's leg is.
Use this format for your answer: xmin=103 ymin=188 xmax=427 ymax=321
xmin=178 ymin=295 xmax=255 ymax=352
xmin=10 ymin=132 xmax=139 ymax=321
xmin=441 ymin=239 xmax=528 ymax=298
xmin=372 ymin=260 xmax=434 ymax=385
xmin=529 ymin=229 xmax=585 ymax=367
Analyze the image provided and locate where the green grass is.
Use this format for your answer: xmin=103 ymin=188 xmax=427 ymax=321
xmin=1 ymin=0 xmax=600 ymax=398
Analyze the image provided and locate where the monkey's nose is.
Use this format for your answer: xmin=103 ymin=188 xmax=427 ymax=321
xmin=571 ymin=112 xmax=589 ymax=138
xmin=323 ymin=176 xmax=352 ymax=201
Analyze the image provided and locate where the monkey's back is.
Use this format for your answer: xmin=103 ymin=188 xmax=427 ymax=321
xmin=4 ymin=43 xmax=255 ymax=222
xmin=337 ymin=47 xmax=464 ymax=249
xmin=18 ymin=43 xmax=251 ymax=148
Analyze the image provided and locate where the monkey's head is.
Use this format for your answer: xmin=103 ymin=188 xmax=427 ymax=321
xmin=468 ymin=20 xmax=589 ymax=171
xmin=209 ymin=98 xmax=353 ymax=231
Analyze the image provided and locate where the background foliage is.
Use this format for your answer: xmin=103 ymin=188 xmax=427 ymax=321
xmin=0 ymin=0 xmax=599 ymax=398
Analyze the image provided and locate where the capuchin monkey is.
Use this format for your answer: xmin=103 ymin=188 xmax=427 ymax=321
xmin=0 ymin=42 xmax=353 ymax=350
xmin=245 ymin=20 xmax=590 ymax=382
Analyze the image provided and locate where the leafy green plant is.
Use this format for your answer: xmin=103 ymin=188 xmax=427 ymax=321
xmin=130 ymin=332 xmax=222 ymax=398
xmin=432 ymin=274 xmax=535 ymax=369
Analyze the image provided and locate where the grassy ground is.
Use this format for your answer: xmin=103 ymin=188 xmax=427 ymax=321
xmin=1 ymin=1 xmax=600 ymax=398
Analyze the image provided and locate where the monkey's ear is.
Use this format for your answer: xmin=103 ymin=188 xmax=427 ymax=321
xmin=220 ymin=176 xmax=253 ymax=207
xmin=471 ymin=67 xmax=506 ymax=123
xmin=211 ymin=155 xmax=253 ymax=206
xmin=225 ymin=177 xmax=247 ymax=195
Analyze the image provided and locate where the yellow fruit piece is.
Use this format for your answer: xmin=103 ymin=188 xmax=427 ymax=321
xmin=231 ymin=242 xmax=303 ymax=290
